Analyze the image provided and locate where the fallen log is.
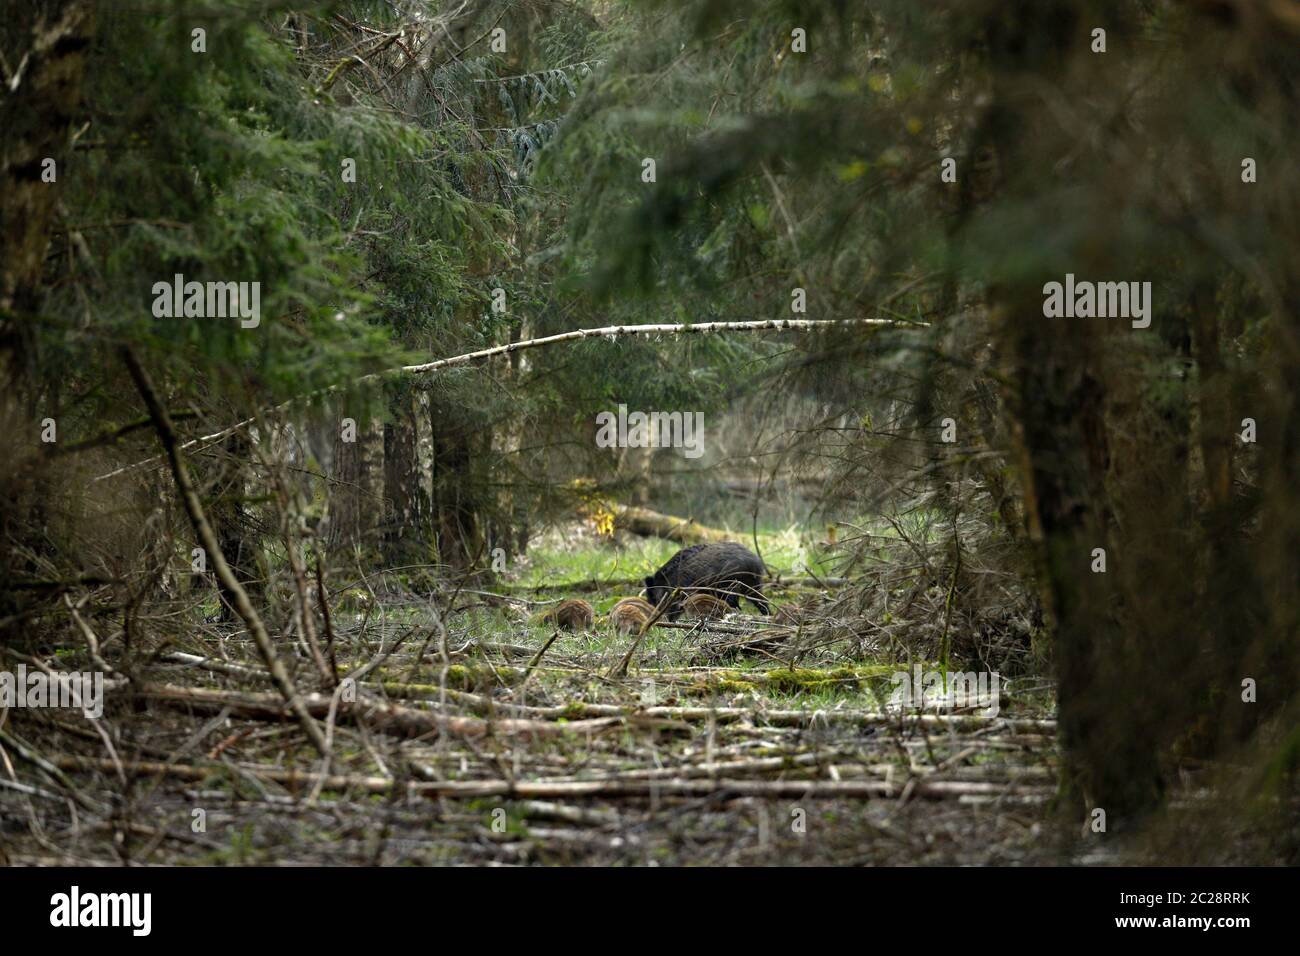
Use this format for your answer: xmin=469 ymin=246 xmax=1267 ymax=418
xmin=416 ymin=778 xmax=1052 ymax=801
xmin=611 ymin=504 xmax=734 ymax=544
xmin=537 ymin=704 xmax=1055 ymax=733
xmin=48 ymin=755 xmax=1050 ymax=801
xmin=393 ymin=695 xmax=1055 ymax=734
xmin=134 ymin=683 xmax=622 ymax=741
xmin=146 ymin=662 xmax=1055 ymax=734
xmin=162 ymin=651 xmax=524 ymax=692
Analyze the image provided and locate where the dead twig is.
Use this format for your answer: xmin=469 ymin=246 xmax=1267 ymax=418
xmin=122 ymin=347 xmax=328 ymax=757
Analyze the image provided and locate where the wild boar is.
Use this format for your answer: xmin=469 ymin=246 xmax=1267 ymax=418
xmin=539 ymin=598 xmax=595 ymax=631
xmin=680 ymin=593 xmax=730 ymax=620
xmin=610 ymin=596 xmax=654 ymax=619
xmin=643 ymin=542 xmax=770 ymax=621
xmin=609 ymin=599 xmax=652 ymax=635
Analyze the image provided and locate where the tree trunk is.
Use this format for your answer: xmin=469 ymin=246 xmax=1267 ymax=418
xmin=978 ymin=0 xmax=1163 ymax=821
xmin=211 ymin=432 xmax=263 ymax=621
xmin=329 ymin=411 xmax=380 ymax=557
xmin=0 ymin=2 xmax=94 ymax=612
xmin=383 ymin=385 xmax=429 ymax=567
xmin=993 ymin=296 xmax=1155 ymax=816
xmin=430 ymin=404 xmax=481 ymax=572
xmin=0 ymin=1 xmax=93 ymax=375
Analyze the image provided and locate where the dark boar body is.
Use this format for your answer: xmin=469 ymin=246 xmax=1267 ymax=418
xmin=643 ymin=542 xmax=770 ymax=620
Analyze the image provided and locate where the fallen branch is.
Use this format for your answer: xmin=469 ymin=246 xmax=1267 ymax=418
xmin=47 ymin=755 xmax=1049 ymax=801
xmin=134 ymin=682 xmax=624 ymax=741
xmin=160 ymin=651 xmax=511 ymax=715
xmin=542 ymin=704 xmax=1055 ymax=733
xmin=521 ymin=630 xmax=562 ymax=684
xmin=123 ymin=348 xmax=328 ymax=757
xmin=152 ymin=653 xmax=1056 ymax=733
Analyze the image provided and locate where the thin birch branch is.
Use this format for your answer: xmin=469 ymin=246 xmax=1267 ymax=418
xmin=94 ymin=318 xmax=919 ymax=483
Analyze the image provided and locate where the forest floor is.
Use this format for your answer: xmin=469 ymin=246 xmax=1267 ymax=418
xmin=0 ymin=622 xmax=1062 ymax=865
xmin=2 ymin=530 xmax=1251 ymax=866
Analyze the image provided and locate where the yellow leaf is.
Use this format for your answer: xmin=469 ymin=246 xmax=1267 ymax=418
xmin=837 ymin=160 xmax=869 ymax=182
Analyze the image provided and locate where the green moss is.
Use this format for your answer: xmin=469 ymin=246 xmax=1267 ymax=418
xmin=560 ymin=701 xmax=589 ymax=718
xmin=337 ymin=662 xmax=523 ymax=691
xmin=682 ymin=664 xmax=899 ymax=697
xmin=761 ymin=666 xmax=872 ymax=692
xmin=686 ymin=678 xmax=759 ymax=696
